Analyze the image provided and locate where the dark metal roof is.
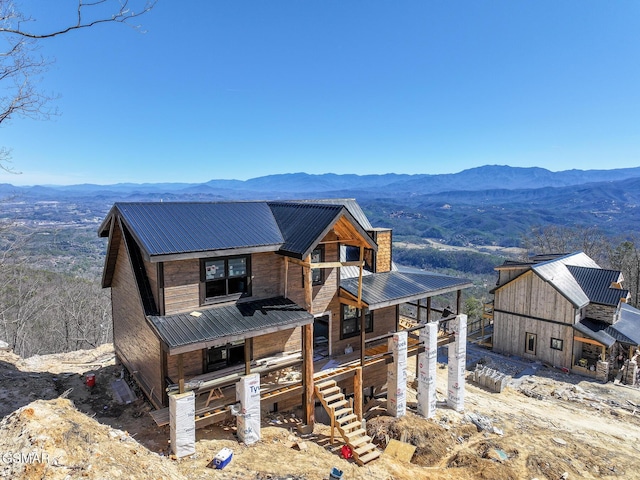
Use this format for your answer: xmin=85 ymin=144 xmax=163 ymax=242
xmin=340 ymin=271 xmax=472 ymax=310
xmin=607 ymin=303 xmax=640 ymax=345
xmin=566 ymin=266 xmax=628 ymax=307
xmin=102 ymin=202 xmax=284 ymax=260
xmin=574 ymin=318 xmax=616 ymax=348
xmin=532 ymin=252 xmax=601 ymax=308
xmin=148 ymin=296 xmax=313 ymax=354
xmin=279 ymin=199 xmax=374 ymax=230
xmin=267 ymin=202 xmax=375 ymax=259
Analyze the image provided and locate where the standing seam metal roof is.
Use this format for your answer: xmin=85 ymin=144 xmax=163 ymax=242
xmin=531 ymin=252 xmax=601 ymax=308
xmin=148 ymin=296 xmax=313 ymax=354
xmin=108 ymin=202 xmax=285 ymax=257
xmin=566 ymin=266 xmax=628 ymax=307
xmin=340 ymin=271 xmax=472 ymax=309
xmin=267 ymin=202 xmax=349 ymax=258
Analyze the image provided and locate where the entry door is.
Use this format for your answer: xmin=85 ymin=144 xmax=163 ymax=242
xmin=314 ymin=313 xmax=331 ymax=355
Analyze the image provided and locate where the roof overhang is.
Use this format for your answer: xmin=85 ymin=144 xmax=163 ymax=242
xmin=340 ymin=271 xmax=473 ymax=310
xmin=147 ymin=296 xmax=313 ymax=355
xmin=573 ymin=319 xmax=616 ymax=348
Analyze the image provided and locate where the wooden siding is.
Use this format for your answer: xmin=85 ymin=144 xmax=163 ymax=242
xmin=253 ymin=328 xmax=302 ymax=358
xmin=495 ymin=271 xmax=575 ymax=323
xmin=163 ymin=259 xmax=200 ymax=314
xmin=144 ymin=259 xmax=159 ymax=310
xmin=493 ymin=270 xmax=576 ymax=367
xmin=163 ymin=252 xmax=286 ymax=315
xmin=496 ymin=267 xmax=529 ymax=287
xmin=373 ymin=229 xmax=392 ymax=273
xmin=251 ymin=252 xmax=284 ymax=300
xmin=493 ymin=311 xmax=573 ymax=366
xmin=111 ymin=231 xmax=163 ymax=408
xmin=332 ymin=305 xmax=397 ymax=356
xmin=167 ymin=350 xmax=203 ymax=382
xmin=311 ymin=240 xmax=339 ymax=315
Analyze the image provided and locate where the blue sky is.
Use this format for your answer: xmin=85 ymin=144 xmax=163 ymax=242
xmin=3 ymin=1 xmax=640 ymax=185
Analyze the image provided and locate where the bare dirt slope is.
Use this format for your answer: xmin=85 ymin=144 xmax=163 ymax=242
xmin=1 ymin=344 xmax=640 ymax=479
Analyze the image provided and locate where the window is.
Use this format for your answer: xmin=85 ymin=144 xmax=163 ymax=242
xmin=311 ymin=245 xmax=325 ymax=286
xmin=525 ymin=332 xmax=537 ymax=355
xmin=550 ymin=338 xmax=563 ymax=351
xmin=341 ymin=304 xmax=373 ymax=339
xmin=202 ymin=255 xmax=251 ymax=303
xmin=205 ymin=341 xmax=245 ymax=372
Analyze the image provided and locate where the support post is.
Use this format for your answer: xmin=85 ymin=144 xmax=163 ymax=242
xmin=177 ymin=353 xmax=185 ymax=394
xmin=354 ymin=366 xmax=363 ymax=420
xmin=360 ymin=307 xmax=366 ymax=367
xmin=303 ymin=323 xmax=315 ymax=427
xmin=456 ymin=289 xmax=462 ymax=315
xmin=284 ymin=257 xmax=289 ymax=298
xmin=303 ymin=257 xmax=312 ymax=311
xmin=426 ymin=297 xmax=432 ymax=323
xmin=245 ymin=337 xmax=252 ymax=375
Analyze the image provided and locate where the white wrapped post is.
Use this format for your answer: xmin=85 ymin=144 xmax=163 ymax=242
xmin=236 ymin=373 xmax=261 ymax=445
xmin=447 ymin=314 xmax=467 ymax=412
xmin=387 ymin=331 xmax=408 ymax=417
xmin=417 ymin=322 xmax=438 ymax=418
xmin=169 ymin=391 xmax=196 ymax=458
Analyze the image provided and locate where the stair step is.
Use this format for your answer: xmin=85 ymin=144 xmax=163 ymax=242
xmin=340 ymin=420 xmax=361 ymax=432
xmin=357 ymin=449 xmax=381 ymax=465
xmin=349 ymin=435 xmax=372 ymax=447
xmin=336 ymin=414 xmax=358 ymax=425
xmin=324 ymin=393 xmax=344 ymax=403
xmin=315 ymin=380 xmax=336 ymax=391
xmin=319 ymin=386 xmax=341 ymax=397
xmin=333 ymin=407 xmax=353 ymax=418
xmin=328 ymin=399 xmax=349 ymax=410
xmin=354 ymin=443 xmax=376 ymax=457
xmin=345 ymin=428 xmax=367 ymax=440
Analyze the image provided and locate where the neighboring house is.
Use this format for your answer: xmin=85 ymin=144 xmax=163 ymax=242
xmin=491 ymin=252 xmax=640 ymax=380
xmin=98 ymin=199 xmax=472 ymax=428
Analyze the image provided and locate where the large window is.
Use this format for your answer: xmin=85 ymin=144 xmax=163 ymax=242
xmin=311 ymin=245 xmax=325 ymax=285
xmin=205 ymin=341 xmax=245 ymax=372
xmin=202 ymin=255 xmax=251 ymax=303
xmin=525 ymin=332 xmax=537 ymax=355
xmin=341 ymin=304 xmax=373 ymax=339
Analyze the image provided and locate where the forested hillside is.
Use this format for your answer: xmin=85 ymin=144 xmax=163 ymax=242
xmin=3 ymin=165 xmax=640 ymax=356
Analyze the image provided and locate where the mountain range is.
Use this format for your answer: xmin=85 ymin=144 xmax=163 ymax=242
xmin=3 ymin=164 xmax=640 ymax=248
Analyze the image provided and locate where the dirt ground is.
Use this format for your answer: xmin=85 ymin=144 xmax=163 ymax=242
xmin=2 ymin=344 xmax=640 ymax=479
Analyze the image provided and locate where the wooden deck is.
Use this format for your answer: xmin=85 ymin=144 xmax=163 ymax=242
xmin=151 ymin=331 xmax=454 ymax=428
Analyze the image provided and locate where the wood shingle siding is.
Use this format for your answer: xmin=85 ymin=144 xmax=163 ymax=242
xmin=372 ymin=229 xmax=392 ymax=273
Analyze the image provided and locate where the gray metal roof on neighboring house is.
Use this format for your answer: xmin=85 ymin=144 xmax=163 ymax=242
xmin=340 ymin=271 xmax=472 ymax=310
xmin=532 ymin=252 xmax=601 ymax=308
xmin=566 ymin=266 xmax=628 ymax=307
xmin=606 ymin=303 xmax=640 ymax=345
xmin=574 ymin=318 xmax=616 ymax=348
xmin=148 ymin=296 xmax=313 ymax=355
xmin=101 ymin=202 xmax=284 ymax=260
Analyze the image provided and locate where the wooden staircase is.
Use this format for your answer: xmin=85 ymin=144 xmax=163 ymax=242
xmin=314 ymin=379 xmax=381 ymax=466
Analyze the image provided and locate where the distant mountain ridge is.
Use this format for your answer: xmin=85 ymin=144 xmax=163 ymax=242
xmin=3 ymin=165 xmax=640 ymax=198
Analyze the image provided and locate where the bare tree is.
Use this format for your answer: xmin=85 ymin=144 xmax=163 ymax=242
xmin=0 ymin=0 xmax=156 ymax=170
xmin=521 ymin=225 xmax=611 ymax=267
xmin=609 ymin=239 xmax=640 ymax=308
